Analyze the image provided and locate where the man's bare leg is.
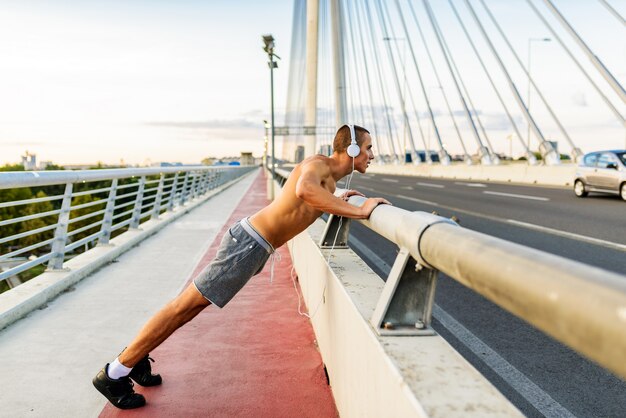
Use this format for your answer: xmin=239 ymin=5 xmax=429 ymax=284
xmin=119 ymin=283 xmax=211 ymax=367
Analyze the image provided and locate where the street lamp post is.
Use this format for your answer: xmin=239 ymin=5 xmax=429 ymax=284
xmin=526 ymin=37 xmax=551 ymax=153
xmin=262 ymin=35 xmax=280 ymax=199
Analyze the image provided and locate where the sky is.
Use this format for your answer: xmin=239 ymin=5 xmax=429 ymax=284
xmin=0 ymin=0 xmax=624 ymax=166
xmin=0 ymin=0 xmax=293 ymax=165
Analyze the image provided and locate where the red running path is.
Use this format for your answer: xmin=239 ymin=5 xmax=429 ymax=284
xmin=100 ymin=170 xmax=338 ymax=418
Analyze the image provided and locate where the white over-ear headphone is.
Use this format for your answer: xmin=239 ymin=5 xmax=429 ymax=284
xmin=346 ymin=124 xmax=360 ymax=158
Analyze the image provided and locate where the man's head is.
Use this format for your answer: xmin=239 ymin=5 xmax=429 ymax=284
xmin=333 ymin=124 xmax=370 ymax=155
xmin=332 ymin=124 xmax=374 ymax=173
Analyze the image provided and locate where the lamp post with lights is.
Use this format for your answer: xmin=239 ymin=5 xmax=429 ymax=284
xmin=262 ymin=34 xmax=280 ymax=199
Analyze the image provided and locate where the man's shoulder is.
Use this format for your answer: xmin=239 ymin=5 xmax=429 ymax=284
xmin=298 ymin=155 xmax=332 ymax=172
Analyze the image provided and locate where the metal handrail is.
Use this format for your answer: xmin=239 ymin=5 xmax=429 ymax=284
xmin=0 ymin=194 xmax=64 ymax=209
xmin=273 ymin=168 xmax=626 ymax=380
xmin=0 ymin=209 xmax=62 ymax=227
xmin=0 ymin=165 xmax=255 ymax=286
xmin=0 ymin=166 xmax=220 ymax=188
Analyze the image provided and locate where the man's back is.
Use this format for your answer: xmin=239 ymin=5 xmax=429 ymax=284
xmin=250 ymin=155 xmax=337 ymax=248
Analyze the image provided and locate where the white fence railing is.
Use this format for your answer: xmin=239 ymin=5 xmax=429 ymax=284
xmin=0 ymin=166 xmax=255 ymax=287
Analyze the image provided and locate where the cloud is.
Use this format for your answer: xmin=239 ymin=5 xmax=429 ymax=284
xmin=145 ymin=118 xmax=259 ymax=129
xmin=0 ymin=140 xmax=51 ymax=147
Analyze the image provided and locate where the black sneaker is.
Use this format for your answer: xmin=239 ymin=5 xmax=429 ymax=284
xmin=129 ymin=355 xmax=162 ymax=387
xmin=93 ymin=366 xmax=146 ymax=409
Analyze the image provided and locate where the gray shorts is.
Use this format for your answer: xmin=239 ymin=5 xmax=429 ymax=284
xmin=193 ymin=218 xmax=273 ymax=308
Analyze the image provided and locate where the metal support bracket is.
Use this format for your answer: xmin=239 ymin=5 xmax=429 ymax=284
xmin=318 ymin=214 xmax=351 ymax=249
xmin=370 ymin=247 xmax=438 ymax=336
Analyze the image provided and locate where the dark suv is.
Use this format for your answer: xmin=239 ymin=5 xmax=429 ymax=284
xmin=574 ymin=150 xmax=626 ymax=201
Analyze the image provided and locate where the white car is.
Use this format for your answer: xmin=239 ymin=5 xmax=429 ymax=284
xmin=574 ymin=150 xmax=626 ymax=201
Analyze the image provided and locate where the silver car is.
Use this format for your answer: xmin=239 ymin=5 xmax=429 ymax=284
xmin=574 ymin=150 xmax=626 ymax=201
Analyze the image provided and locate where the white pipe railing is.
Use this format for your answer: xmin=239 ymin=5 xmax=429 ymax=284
xmin=273 ymin=168 xmax=626 ymax=380
xmin=0 ymin=166 xmax=255 ymax=286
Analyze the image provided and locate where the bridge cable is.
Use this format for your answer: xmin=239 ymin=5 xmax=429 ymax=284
xmin=525 ymin=0 xmax=624 ymax=125
xmin=541 ymin=0 xmax=626 ymax=104
xmin=375 ymin=0 xmax=421 ymax=164
xmin=406 ymin=0 xmax=469 ymax=164
xmin=354 ymin=0 xmax=396 ymax=160
xmin=448 ymin=0 xmax=535 ymax=161
xmin=479 ymin=0 xmax=581 ymax=159
xmin=362 ymin=0 xmax=401 ymax=162
xmin=462 ymin=0 xmax=559 ymax=163
xmin=383 ymin=2 xmax=432 ymax=162
xmin=342 ymin=0 xmax=366 ymax=125
xmin=429 ymin=0 xmax=500 ymax=163
xmin=343 ymin=0 xmax=384 ymax=158
xmin=369 ymin=0 xmax=407 ymax=160
xmin=597 ymin=0 xmax=626 ymax=26
xmin=284 ymin=0 xmax=308 ymax=160
xmin=423 ymin=0 xmax=493 ymax=164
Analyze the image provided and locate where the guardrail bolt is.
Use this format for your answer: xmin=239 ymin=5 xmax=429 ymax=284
xmin=415 ymin=320 xmax=425 ymax=330
xmin=383 ymin=322 xmax=395 ymax=330
xmin=450 ymin=215 xmax=460 ymax=224
xmin=415 ymin=263 xmax=424 ymax=271
xmin=431 ymin=211 xmax=439 ymax=216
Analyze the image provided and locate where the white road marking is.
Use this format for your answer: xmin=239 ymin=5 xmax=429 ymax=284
xmin=396 ymin=195 xmax=438 ymax=206
xmin=348 ymin=234 xmax=575 ymax=418
xmin=416 ymin=182 xmax=445 ymax=188
xmin=358 ymin=186 xmax=376 ymax=192
xmin=507 ymin=220 xmax=626 ymax=252
xmin=455 ymin=182 xmax=487 ymax=188
xmin=483 ymin=191 xmax=549 ymax=201
xmin=381 ymin=178 xmax=399 ymax=183
xmin=433 ymin=306 xmax=576 ymax=418
xmin=401 ymin=186 xmax=414 ymax=190
xmin=394 ymin=195 xmax=625 ymax=252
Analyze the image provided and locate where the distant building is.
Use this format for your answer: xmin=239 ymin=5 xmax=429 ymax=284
xmin=240 ymin=152 xmax=254 ymax=166
xmin=152 ymin=162 xmax=183 ymax=167
xmin=21 ymin=151 xmax=37 ymax=170
xmin=295 ymin=146 xmax=305 ymax=162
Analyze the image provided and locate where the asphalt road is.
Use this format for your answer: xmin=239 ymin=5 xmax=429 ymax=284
xmin=338 ymin=173 xmax=626 ymax=418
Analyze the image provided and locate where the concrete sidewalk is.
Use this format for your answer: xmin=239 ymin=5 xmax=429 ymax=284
xmin=0 ymin=169 xmax=337 ymax=418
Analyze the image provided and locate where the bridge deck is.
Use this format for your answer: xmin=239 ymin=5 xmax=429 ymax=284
xmin=0 ymin=169 xmax=337 ymax=417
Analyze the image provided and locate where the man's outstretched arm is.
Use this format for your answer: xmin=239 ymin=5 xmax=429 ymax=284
xmin=295 ymin=160 xmax=390 ymax=219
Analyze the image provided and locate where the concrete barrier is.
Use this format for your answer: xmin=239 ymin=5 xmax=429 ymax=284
xmin=271 ymin=173 xmax=521 ymax=417
xmin=287 ymin=220 xmax=521 ymax=417
xmin=367 ymin=162 xmax=576 ymax=187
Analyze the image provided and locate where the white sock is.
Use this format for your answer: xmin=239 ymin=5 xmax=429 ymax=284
xmin=107 ymin=357 xmax=133 ymax=380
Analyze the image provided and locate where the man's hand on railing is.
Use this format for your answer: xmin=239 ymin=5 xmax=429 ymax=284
xmin=339 ymin=189 xmax=365 ymax=201
xmin=359 ymin=197 xmax=391 ymax=219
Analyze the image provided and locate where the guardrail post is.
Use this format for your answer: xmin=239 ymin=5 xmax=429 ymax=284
xmin=200 ymin=171 xmax=209 ymax=195
xmin=129 ymin=176 xmax=146 ymax=229
xmin=189 ymin=171 xmax=198 ymax=200
xmin=370 ymin=247 xmax=438 ymax=336
xmin=167 ymin=173 xmax=179 ymax=211
xmin=179 ymin=172 xmax=190 ymax=205
xmin=151 ymin=174 xmax=165 ymax=220
xmin=319 ymin=214 xmax=351 ymax=248
xmin=98 ymin=179 xmax=118 ymax=245
xmin=47 ymin=183 xmax=73 ymax=270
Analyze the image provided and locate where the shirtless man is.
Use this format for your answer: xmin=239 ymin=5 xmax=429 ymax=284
xmin=93 ymin=124 xmax=390 ymax=409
